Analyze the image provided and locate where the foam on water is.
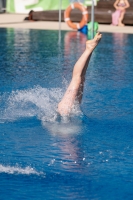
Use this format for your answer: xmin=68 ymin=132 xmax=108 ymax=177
xmin=0 ymin=164 xmax=43 ymax=175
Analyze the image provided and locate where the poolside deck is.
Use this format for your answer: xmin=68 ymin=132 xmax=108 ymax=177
xmin=0 ymin=13 xmax=133 ymax=34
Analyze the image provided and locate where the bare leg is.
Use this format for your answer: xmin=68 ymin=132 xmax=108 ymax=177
xmin=118 ymin=10 xmax=125 ymax=26
xmin=58 ymin=32 xmax=102 ymax=116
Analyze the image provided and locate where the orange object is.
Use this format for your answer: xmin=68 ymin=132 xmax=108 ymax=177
xmin=64 ymin=3 xmax=89 ymax=30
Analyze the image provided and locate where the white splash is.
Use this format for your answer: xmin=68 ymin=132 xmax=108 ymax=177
xmin=0 ymin=164 xmax=43 ymax=175
xmin=0 ymin=86 xmax=83 ymax=136
xmin=0 ymin=86 xmax=63 ymax=122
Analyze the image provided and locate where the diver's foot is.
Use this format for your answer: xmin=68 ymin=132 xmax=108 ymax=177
xmin=86 ymin=32 xmax=102 ymax=52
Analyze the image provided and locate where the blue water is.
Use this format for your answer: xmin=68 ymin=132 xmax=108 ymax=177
xmin=0 ymin=28 xmax=133 ymax=200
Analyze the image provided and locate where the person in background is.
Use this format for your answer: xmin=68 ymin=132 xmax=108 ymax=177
xmin=112 ymin=0 xmax=130 ymax=26
xmin=0 ymin=0 xmax=6 ymax=12
xmin=24 ymin=10 xmax=34 ymax=21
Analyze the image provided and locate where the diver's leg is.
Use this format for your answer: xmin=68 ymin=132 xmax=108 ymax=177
xmin=58 ymin=32 xmax=102 ymax=116
xmin=118 ymin=10 xmax=125 ymax=26
xmin=75 ymin=54 xmax=92 ymax=104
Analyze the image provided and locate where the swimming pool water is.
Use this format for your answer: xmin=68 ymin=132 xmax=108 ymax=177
xmin=0 ymin=28 xmax=133 ymax=200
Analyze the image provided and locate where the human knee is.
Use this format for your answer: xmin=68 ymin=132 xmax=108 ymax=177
xmin=72 ymin=75 xmax=81 ymax=86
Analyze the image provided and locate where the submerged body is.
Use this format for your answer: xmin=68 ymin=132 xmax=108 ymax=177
xmin=57 ymin=32 xmax=102 ymax=116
